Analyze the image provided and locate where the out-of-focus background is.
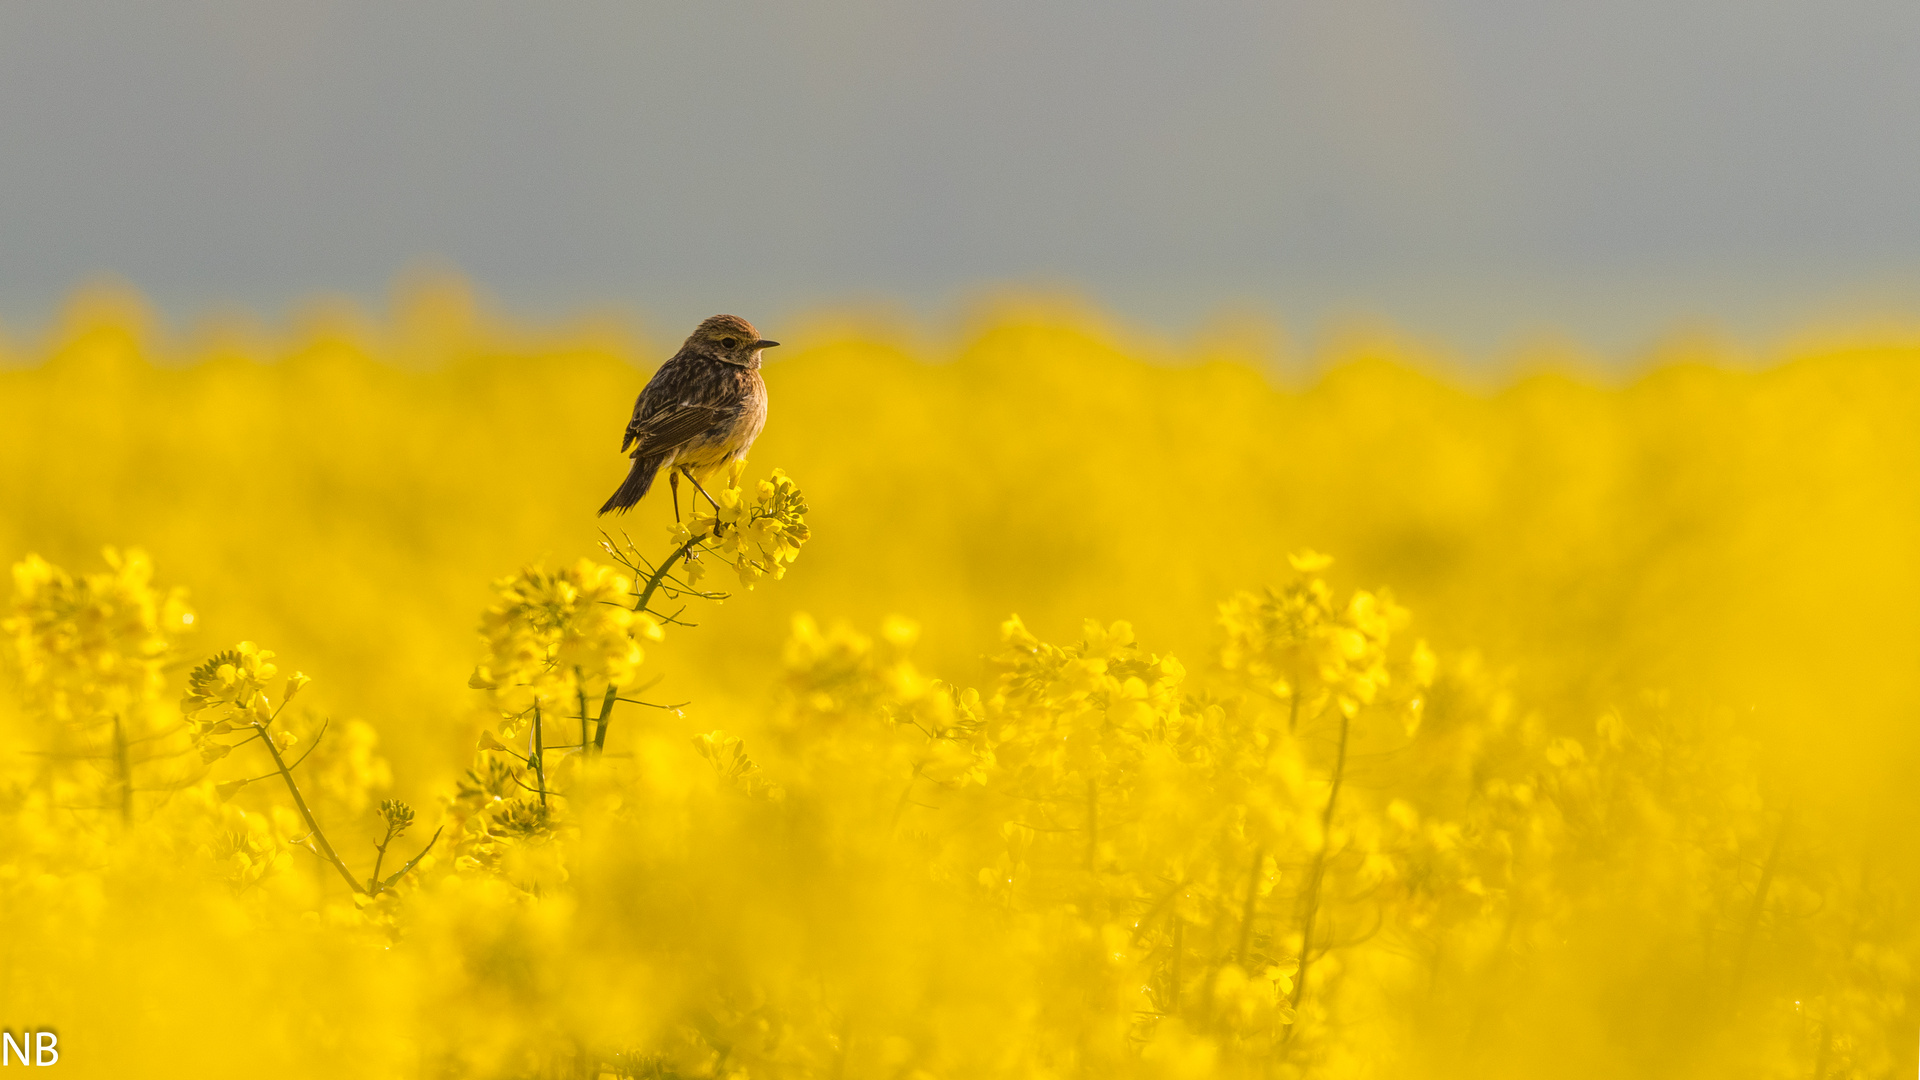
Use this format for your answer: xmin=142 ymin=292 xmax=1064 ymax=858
xmin=5 ymin=6 xmax=1920 ymax=1078
xmin=4 ymin=1 xmax=1920 ymax=355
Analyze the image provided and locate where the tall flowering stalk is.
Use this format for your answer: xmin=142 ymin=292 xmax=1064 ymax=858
xmin=181 ymin=642 xmax=437 ymax=897
xmin=4 ymin=547 xmax=194 ymax=820
xmin=1216 ymin=551 xmax=1434 ymax=1047
xmin=468 ymin=558 xmax=659 ymax=802
xmin=454 ymin=462 xmax=810 ymax=881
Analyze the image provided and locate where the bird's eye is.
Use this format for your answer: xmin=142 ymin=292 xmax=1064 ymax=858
xmin=721 ymin=337 xmax=738 ymax=349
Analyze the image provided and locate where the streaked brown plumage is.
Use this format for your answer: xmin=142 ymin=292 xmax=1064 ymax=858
xmin=599 ymin=314 xmax=775 ymax=516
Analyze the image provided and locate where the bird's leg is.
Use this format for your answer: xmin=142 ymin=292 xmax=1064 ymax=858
xmin=669 ymin=469 xmax=682 ymax=523
xmin=681 ymin=466 xmax=723 ymax=512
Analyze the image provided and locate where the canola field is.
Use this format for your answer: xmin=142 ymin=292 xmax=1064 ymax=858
xmin=2 ymin=283 xmax=1918 ymax=1078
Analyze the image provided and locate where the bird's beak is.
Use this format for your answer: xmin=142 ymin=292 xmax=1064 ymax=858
xmin=754 ymin=339 xmax=780 ymax=349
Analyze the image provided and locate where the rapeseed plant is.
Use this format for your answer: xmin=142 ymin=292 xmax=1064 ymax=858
xmin=0 ymin=286 xmax=1915 ymax=1077
xmin=5 ymin=547 xmax=193 ymax=820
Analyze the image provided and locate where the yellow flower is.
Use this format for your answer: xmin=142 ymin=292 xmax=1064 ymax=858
xmin=671 ymin=463 xmax=812 ymax=589
xmin=6 ymin=547 xmax=193 ymax=725
xmin=183 ymin=642 xmax=278 ymax=719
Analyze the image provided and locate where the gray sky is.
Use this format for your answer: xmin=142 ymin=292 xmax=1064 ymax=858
xmin=4 ymin=1 xmax=1920 ymax=355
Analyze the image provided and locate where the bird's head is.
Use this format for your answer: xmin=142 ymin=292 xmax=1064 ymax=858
xmin=687 ymin=314 xmax=779 ymax=369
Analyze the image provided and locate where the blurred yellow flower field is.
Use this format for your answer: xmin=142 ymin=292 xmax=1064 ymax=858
xmin=2 ymin=282 xmax=1918 ymax=1077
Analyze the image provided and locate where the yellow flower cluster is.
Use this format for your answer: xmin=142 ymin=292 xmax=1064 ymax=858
xmin=5 ymin=548 xmax=191 ymax=719
xmin=1217 ymin=552 xmax=1432 ymax=732
xmin=3 ymin=547 xmax=194 ymax=814
xmin=182 ymin=641 xmax=312 ymax=762
xmin=691 ymin=729 xmax=784 ymax=801
xmin=469 ymin=558 xmax=659 ymax=723
xmin=668 ymin=461 xmax=812 ymax=587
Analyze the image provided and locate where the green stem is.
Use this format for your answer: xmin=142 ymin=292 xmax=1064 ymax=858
xmin=1235 ymin=845 xmax=1265 ymax=969
xmin=1732 ymin=808 xmax=1792 ymax=994
xmin=372 ymin=827 xmax=442 ymax=895
xmin=112 ymin=713 xmax=132 ymax=823
xmin=1085 ymin=777 xmax=1099 ymax=871
xmin=252 ymin=722 xmax=363 ymax=896
xmin=1286 ymin=712 xmax=1350 ymax=1035
xmin=591 ymin=686 xmax=618 ymax=753
xmin=530 ymin=706 xmax=548 ymax=807
xmin=1168 ymin=916 xmax=1185 ymax=1016
xmin=368 ymin=822 xmax=397 ymax=891
xmin=1287 ymin=661 xmax=1302 ymax=733
xmin=635 ymin=536 xmax=702 ymax=616
xmin=576 ymin=676 xmax=590 ymax=756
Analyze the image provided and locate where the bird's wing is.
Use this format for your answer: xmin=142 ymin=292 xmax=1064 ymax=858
xmin=627 ymin=402 xmax=721 ymax=457
xmin=620 ymin=390 xmax=647 ymax=452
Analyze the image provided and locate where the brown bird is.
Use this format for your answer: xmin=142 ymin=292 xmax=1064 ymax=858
xmin=600 ymin=314 xmax=776 ymax=517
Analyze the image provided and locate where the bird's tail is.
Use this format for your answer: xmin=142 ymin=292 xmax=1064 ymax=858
xmin=599 ymin=455 xmax=661 ymax=515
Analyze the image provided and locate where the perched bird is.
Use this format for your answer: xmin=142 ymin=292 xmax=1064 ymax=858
xmin=599 ymin=314 xmax=777 ymax=518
